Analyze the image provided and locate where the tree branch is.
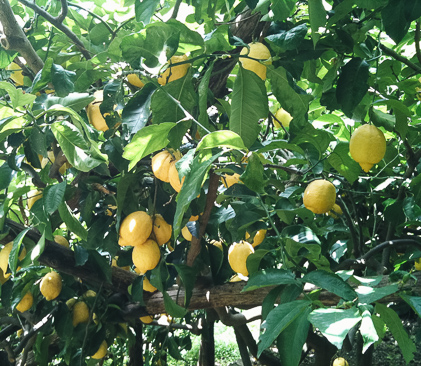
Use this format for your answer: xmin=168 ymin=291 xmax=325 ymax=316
xmin=0 ymin=0 xmax=44 ymax=74
xmin=416 ymin=22 xmax=421 ymax=66
xmin=18 ymin=0 xmax=91 ymax=60
xmin=56 ymin=0 xmax=69 ymax=24
xmin=380 ymin=44 xmax=421 ymax=73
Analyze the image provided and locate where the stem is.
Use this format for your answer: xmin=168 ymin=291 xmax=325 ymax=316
xmin=380 ymin=44 xmax=421 ymax=73
xmin=68 ymin=2 xmax=113 ymax=35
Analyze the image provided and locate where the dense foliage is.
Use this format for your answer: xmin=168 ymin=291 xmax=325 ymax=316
xmin=1 ymin=0 xmax=421 ymax=365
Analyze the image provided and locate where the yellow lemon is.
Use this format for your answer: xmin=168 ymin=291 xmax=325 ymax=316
xmin=349 ymin=124 xmax=386 ymax=172
xmin=210 ymin=240 xmax=223 ymax=251
xmin=222 ymin=173 xmax=241 ymax=188
xmin=0 ymin=242 xmax=26 ymax=281
xmin=54 ymin=235 xmax=69 ymax=248
xmin=72 ymin=301 xmax=90 ymax=327
xmin=303 ymin=179 xmax=336 ymax=214
xmin=189 ymin=214 xmax=200 ymax=221
xmin=228 ymin=241 xmax=254 ymax=276
xmin=240 ymin=42 xmax=271 ymax=80
xmin=27 ymin=189 xmax=43 ymax=210
xmin=245 ymin=229 xmax=267 ymax=248
xmin=415 ymin=258 xmax=421 ymax=270
xmin=332 ymin=357 xmax=349 ymax=366
xmin=127 ymin=73 xmax=144 ymax=88
xmin=16 ymin=292 xmax=33 ymax=313
xmin=143 ymin=277 xmax=157 ymax=293
xmin=181 ymin=226 xmax=193 ymax=241
xmin=152 ymin=150 xmax=182 ymax=183
xmin=140 ymin=315 xmax=154 ymax=324
xmin=168 ymin=160 xmax=185 ymax=193
xmin=7 ymin=62 xmax=25 ymax=86
xmin=229 ymin=274 xmax=243 ymax=282
xmin=40 ymin=271 xmax=62 ymax=301
xmin=66 ymin=298 xmax=77 ymax=309
xmin=153 ymin=214 xmax=172 ymax=246
xmin=118 ymin=211 xmax=153 ymax=247
xmin=132 ymin=239 xmax=160 ymax=273
xmin=86 ymin=90 xmax=108 ymax=132
xmin=328 ymin=203 xmax=343 ymax=219
xmin=91 ymin=340 xmax=107 ymax=359
xmin=274 ymin=108 xmax=292 ymax=128
xmin=158 ymin=55 xmax=189 ymax=85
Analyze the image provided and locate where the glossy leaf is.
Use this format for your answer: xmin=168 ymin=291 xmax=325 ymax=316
xmin=243 ymin=268 xmax=297 ymax=292
xmin=196 ymin=131 xmax=246 ymax=151
xmin=58 ymin=201 xmax=88 ymax=241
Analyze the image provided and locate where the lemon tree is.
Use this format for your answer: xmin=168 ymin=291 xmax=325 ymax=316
xmin=1 ymin=1 xmax=421 ymax=366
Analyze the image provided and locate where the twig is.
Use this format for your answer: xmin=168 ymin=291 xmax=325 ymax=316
xmin=263 ymin=163 xmax=302 ymax=175
xmin=18 ymin=0 xmax=91 ymax=60
xmin=56 ymin=0 xmax=69 ymax=23
xmin=0 ymin=0 xmax=44 ymax=73
xmin=21 ymin=162 xmax=47 ymax=188
xmin=416 ymin=22 xmax=421 ymax=66
xmin=91 ymin=183 xmax=116 ymax=196
xmin=170 ymin=0 xmax=182 ymax=19
xmin=68 ymin=2 xmax=113 ymax=35
xmin=380 ymin=44 xmax=421 ymax=73
xmin=337 ymin=196 xmax=360 ymax=259
xmin=186 ymin=171 xmax=219 ymax=266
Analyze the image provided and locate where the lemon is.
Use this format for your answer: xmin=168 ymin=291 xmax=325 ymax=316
xmin=72 ymin=301 xmax=90 ymax=326
xmin=91 ymin=340 xmax=107 ymax=359
xmin=349 ymin=124 xmax=386 ymax=172
xmin=54 ymin=235 xmax=69 ymax=248
xmin=189 ymin=214 xmax=200 ymax=221
xmin=140 ymin=315 xmax=154 ymax=324
xmin=27 ymin=189 xmax=43 ymax=210
xmin=181 ymin=226 xmax=193 ymax=241
xmin=328 ymin=204 xmax=343 ymax=219
xmin=415 ymin=259 xmax=421 ymax=270
xmin=152 ymin=150 xmax=173 ymax=182
xmin=16 ymin=292 xmax=33 ymax=312
xmin=7 ymin=62 xmax=25 ymax=86
xmin=210 ymin=240 xmax=223 ymax=251
xmin=158 ymin=55 xmax=189 ymax=85
xmin=303 ymin=179 xmax=336 ymax=214
xmin=168 ymin=160 xmax=185 ymax=192
xmin=153 ymin=214 xmax=172 ymax=246
xmin=83 ymin=290 xmax=97 ymax=298
xmin=41 ymin=151 xmax=71 ymax=174
xmin=332 ymin=357 xmax=349 ymax=366
xmin=0 ymin=242 xmax=26 ymax=281
xmin=40 ymin=271 xmax=62 ymax=301
xmin=86 ymin=90 xmax=108 ymax=132
xmin=274 ymin=108 xmax=292 ymax=128
xmin=118 ymin=211 xmax=153 ymax=247
xmin=127 ymin=73 xmax=144 ymax=88
xmin=143 ymin=277 xmax=157 ymax=293
xmin=222 ymin=173 xmax=241 ymax=188
xmin=132 ymin=239 xmax=160 ymax=273
xmin=240 ymin=42 xmax=271 ymax=80
xmin=245 ymin=229 xmax=267 ymax=248
xmin=66 ymin=298 xmax=77 ymax=309
xmin=228 ymin=241 xmax=254 ymax=276
xmin=229 ymin=274 xmax=243 ymax=282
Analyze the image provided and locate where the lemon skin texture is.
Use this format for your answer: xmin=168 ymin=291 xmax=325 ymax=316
xmin=303 ymin=179 xmax=336 ymax=214
xmin=240 ymin=42 xmax=271 ymax=80
xmin=228 ymin=241 xmax=254 ymax=276
xmin=349 ymin=124 xmax=386 ymax=172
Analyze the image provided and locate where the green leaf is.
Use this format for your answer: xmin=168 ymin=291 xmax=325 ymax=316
xmin=197 ymin=61 xmax=214 ymax=134
xmin=0 ymin=82 xmax=36 ymax=109
xmin=381 ymin=0 xmax=412 ymax=44
xmin=375 ymin=303 xmax=416 ymax=363
xmin=302 ymin=270 xmax=357 ymax=301
xmin=151 ymin=73 xmax=197 ymax=123
xmin=58 ymin=201 xmax=88 ymax=241
xmin=229 ymin=66 xmax=268 ymax=148
xmin=51 ymin=64 xmax=75 ymax=97
xmin=257 ymin=139 xmax=304 ymax=155
xmin=135 ymin=0 xmax=160 ymax=24
xmin=173 ymin=264 xmax=197 ymax=307
xmin=308 ymin=307 xmax=362 ymax=348
xmin=336 ymin=58 xmax=369 ymax=117
xmin=131 ymin=276 xmax=145 ymax=304
xmin=328 ymin=142 xmax=361 ymax=184
xmin=270 ymin=0 xmax=296 ymax=22
xmin=239 ymin=152 xmax=267 ymax=193
xmin=246 ymin=249 xmax=270 ymax=275
xmin=122 ymin=122 xmax=176 ymax=171
xmin=196 ymin=131 xmax=247 ymax=151
xmin=0 ymin=160 xmax=16 ymax=191
xmin=268 ymin=67 xmax=312 ymax=129
xmin=265 ymin=24 xmax=307 ymax=51
xmin=122 ymin=83 xmax=157 ymax=134
xmin=173 ymin=151 xmax=223 ymax=239
xmin=277 ymin=306 xmax=311 ymax=366
xmin=258 ymin=300 xmax=311 ymax=357
xmin=51 ymin=120 xmax=107 ymax=172
xmin=43 ymin=93 xmax=95 ymax=112
xmin=401 ymin=294 xmax=421 ymax=317
xmin=163 ymin=291 xmax=188 ymax=318
xmin=308 ymin=0 xmax=326 ymax=47
xmin=355 ymin=284 xmax=399 ymax=305
xmin=360 ymin=309 xmax=379 ymax=353
xmin=370 ymin=107 xmax=395 ymax=132
xmin=44 ymin=181 xmax=66 ymax=216
xmin=243 ymin=268 xmax=297 ymax=292
xmin=9 ymin=228 xmax=30 ymax=274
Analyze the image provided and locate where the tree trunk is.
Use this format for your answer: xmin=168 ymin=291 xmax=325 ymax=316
xmin=197 ymin=312 xmax=215 ymax=366
xmin=129 ymin=322 xmax=143 ymax=366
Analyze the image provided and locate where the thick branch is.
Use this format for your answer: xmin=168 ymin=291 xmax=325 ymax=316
xmin=0 ymin=0 xmax=44 ymax=74
xmin=18 ymin=0 xmax=91 ymax=60
xmin=380 ymin=44 xmax=421 ymax=73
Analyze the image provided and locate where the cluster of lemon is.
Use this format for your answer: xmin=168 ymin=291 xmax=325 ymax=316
xmin=118 ymin=211 xmax=172 ymax=274
xmin=151 ymin=149 xmax=184 ymax=192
